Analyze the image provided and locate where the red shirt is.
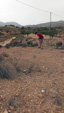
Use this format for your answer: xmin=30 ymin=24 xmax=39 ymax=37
xmin=37 ymin=33 xmax=44 ymax=39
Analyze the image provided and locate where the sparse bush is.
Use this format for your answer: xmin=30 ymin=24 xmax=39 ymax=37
xmin=10 ymin=25 xmax=15 ymax=27
xmin=0 ymin=53 xmax=22 ymax=79
xmin=21 ymin=30 xmax=25 ymax=34
xmin=6 ymin=30 xmax=10 ymax=33
xmin=5 ymin=44 xmax=10 ymax=49
xmin=32 ymin=42 xmax=38 ymax=47
xmin=27 ymin=41 xmax=33 ymax=47
xmin=0 ymin=45 xmax=2 ymax=48
xmin=14 ymin=42 xmax=20 ymax=46
xmin=0 ymin=32 xmax=4 ymax=36
xmin=2 ymin=52 xmax=9 ymax=57
xmin=56 ymin=42 xmax=62 ymax=48
xmin=21 ymin=26 xmax=25 ymax=30
xmin=26 ymin=37 xmax=32 ymax=41
xmin=10 ymin=42 xmax=18 ymax=46
xmin=0 ymin=55 xmax=4 ymax=61
xmin=0 ymin=61 xmax=16 ymax=79
xmin=21 ymin=43 xmax=27 ymax=47
xmin=14 ymin=63 xmax=21 ymax=72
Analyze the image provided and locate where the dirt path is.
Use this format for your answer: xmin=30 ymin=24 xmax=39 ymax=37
xmin=0 ymin=37 xmax=16 ymax=46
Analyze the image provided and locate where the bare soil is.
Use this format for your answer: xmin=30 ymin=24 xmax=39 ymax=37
xmin=0 ymin=36 xmax=64 ymax=113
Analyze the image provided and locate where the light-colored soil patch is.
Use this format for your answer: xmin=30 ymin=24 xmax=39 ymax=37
xmin=0 ymin=37 xmax=16 ymax=46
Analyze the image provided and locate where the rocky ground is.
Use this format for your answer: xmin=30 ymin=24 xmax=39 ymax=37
xmin=0 ymin=36 xmax=64 ymax=113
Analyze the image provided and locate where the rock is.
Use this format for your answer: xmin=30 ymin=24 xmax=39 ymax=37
xmin=15 ymin=92 xmax=19 ymax=96
xmin=41 ymin=90 xmax=45 ymax=93
xmin=41 ymin=98 xmax=45 ymax=103
xmin=38 ymin=94 xmax=44 ymax=98
xmin=23 ymin=69 xmax=27 ymax=73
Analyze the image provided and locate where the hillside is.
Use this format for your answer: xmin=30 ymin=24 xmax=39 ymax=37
xmin=25 ymin=21 xmax=64 ymax=28
xmin=0 ymin=21 xmax=64 ymax=27
xmin=0 ymin=21 xmax=22 ymax=27
xmin=36 ymin=21 xmax=64 ymax=27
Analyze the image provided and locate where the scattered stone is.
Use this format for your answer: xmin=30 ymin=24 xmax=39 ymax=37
xmin=15 ymin=92 xmax=20 ymax=96
xmin=23 ymin=69 xmax=27 ymax=73
xmin=38 ymin=94 xmax=44 ymax=98
xmin=41 ymin=90 xmax=45 ymax=93
xmin=41 ymin=98 xmax=45 ymax=103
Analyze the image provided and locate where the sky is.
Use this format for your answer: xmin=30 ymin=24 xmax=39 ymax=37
xmin=0 ymin=0 xmax=64 ymax=26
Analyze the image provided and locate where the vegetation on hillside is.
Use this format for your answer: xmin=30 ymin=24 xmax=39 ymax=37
xmin=0 ymin=25 xmax=64 ymax=48
xmin=21 ymin=27 xmax=58 ymax=37
xmin=0 ymin=25 xmax=64 ymax=40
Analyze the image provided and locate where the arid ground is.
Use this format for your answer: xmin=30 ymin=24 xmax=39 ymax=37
xmin=0 ymin=35 xmax=64 ymax=113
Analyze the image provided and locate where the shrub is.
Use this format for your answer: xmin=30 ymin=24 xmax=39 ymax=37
xmin=56 ymin=42 xmax=62 ymax=48
xmin=21 ymin=43 xmax=27 ymax=47
xmin=0 ymin=55 xmax=4 ymax=61
xmin=6 ymin=30 xmax=10 ymax=33
xmin=10 ymin=42 xmax=19 ymax=47
xmin=0 ymin=61 xmax=16 ymax=79
xmin=32 ymin=43 xmax=38 ymax=47
xmin=2 ymin=52 xmax=9 ymax=57
xmin=27 ymin=41 xmax=33 ymax=46
xmin=0 ymin=45 xmax=2 ymax=48
xmin=5 ymin=44 xmax=10 ymax=49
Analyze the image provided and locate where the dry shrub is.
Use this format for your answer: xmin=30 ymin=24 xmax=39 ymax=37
xmin=14 ymin=62 xmax=22 ymax=72
xmin=2 ymin=52 xmax=9 ymax=57
xmin=53 ymin=96 xmax=62 ymax=106
xmin=0 ymin=53 xmax=22 ymax=79
xmin=0 ymin=60 xmax=17 ymax=79
xmin=0 ymin=54 xmax=4 ymax=61
xmin=56 ymin=42 xmax=62 ymax=48
xmin=5 ymin=44 xmax=10 ymax=49
xmin=0 ymin=45 xmax=2 ymax=48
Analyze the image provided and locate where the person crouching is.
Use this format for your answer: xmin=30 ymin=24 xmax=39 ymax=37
xmin=35 ymin=32 xmax=44 ymax=49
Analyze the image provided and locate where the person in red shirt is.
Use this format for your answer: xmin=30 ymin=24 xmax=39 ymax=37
xmin=35 ymin=32 xmax=44 ymax=49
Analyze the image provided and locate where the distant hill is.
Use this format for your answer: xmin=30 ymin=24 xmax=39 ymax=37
xmin=0 ymin=21 xmax=22 ymax=27
xmin=25 ymin=21 xmax=64 ymax=28
xmin=0 ymin=21 xmax=64 ymax=27
xmin=36 ymin=21 xmax=64 ymax=27
xmin=0 ymin=22 xmax=5 ymax=26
